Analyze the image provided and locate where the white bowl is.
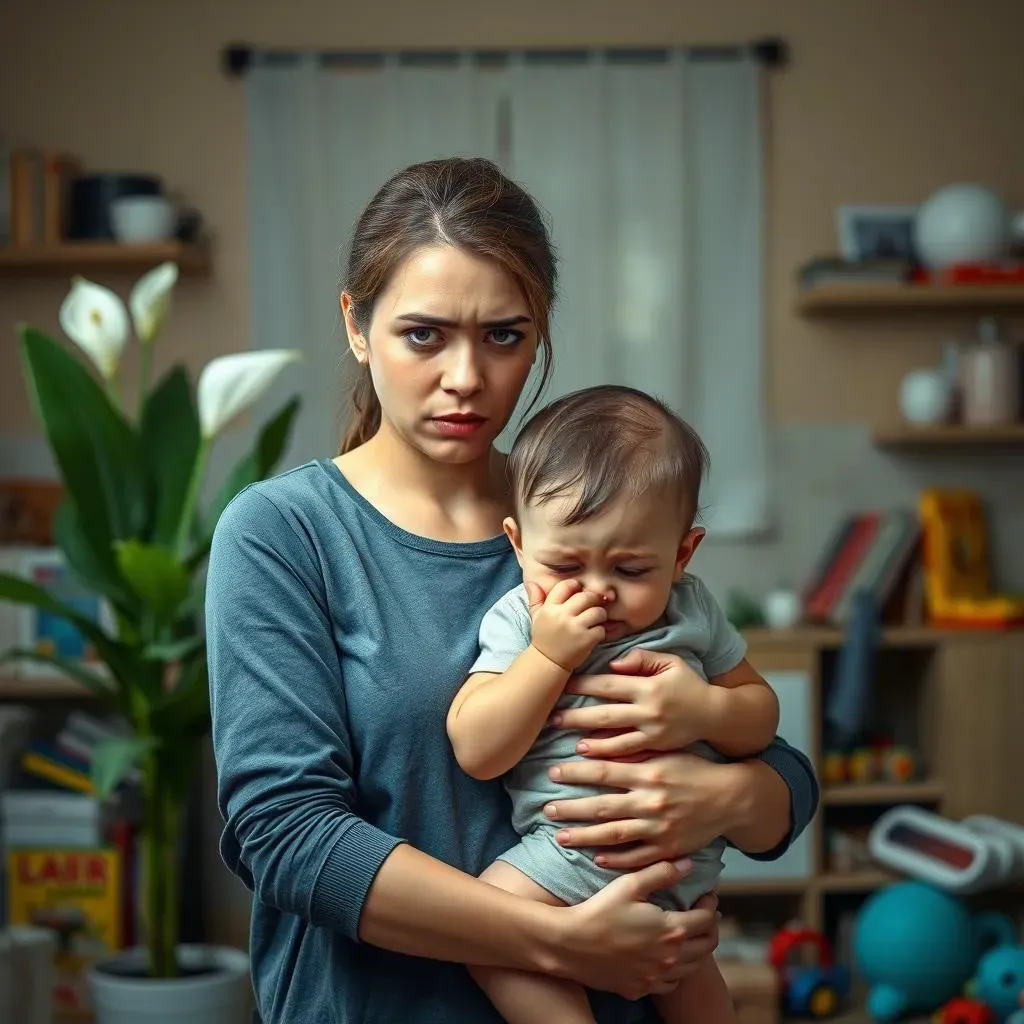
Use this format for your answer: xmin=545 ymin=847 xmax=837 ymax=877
xmin=110 ymin=195 xmax=177 ymax=243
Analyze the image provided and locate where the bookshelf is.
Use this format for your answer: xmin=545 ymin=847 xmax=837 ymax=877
xmin=0 ymin=240 xmax=210 ymax=277
xmin=729 ymin=625 xmax=1024 ymax=935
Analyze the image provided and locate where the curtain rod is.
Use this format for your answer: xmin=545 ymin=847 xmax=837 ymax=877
xmin=221 ymin=38 xmax=788 ymax=77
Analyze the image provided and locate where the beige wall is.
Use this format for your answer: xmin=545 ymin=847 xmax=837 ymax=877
xmin=2 ymin=0 xmax=1023 ymax=438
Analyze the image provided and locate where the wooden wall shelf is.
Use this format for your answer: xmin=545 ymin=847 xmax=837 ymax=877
xmin=822 ymin=780 xmax=944 ymax=806
xmin=871 ymin=422 xmax=1024 ymax=448
xmin=0 ymin=240 xmax=210 ymax=277
xmin=796 ymin=282 xmax=1024 ymax=315
xmin=740 ymin=625 xmax=1002 ymax=649
xmin=0 ymin=674 xmax=98 ymax=699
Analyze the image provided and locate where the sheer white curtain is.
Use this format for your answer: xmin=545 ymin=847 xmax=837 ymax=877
xmin=245 ymin=51 xmax=768 ymax=536
xmin=244 ymin=56 xmax=499 ymax=467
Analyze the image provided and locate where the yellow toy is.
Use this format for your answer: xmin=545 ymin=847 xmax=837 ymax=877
xmin=918 ymin=489 xmax=1024 ymax=628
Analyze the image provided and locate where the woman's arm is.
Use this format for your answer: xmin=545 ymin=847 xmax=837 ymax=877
xmin=206 ymin=489 xmax=711 ymax=998
xmin=547 ymin=651 xmax=819 ymax=865
xmin=359 ymin=842 xmax=718 ymax=997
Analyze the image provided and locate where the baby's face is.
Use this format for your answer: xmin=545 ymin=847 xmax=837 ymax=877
xmin=505 ymin=492 xmax=704 ymax=643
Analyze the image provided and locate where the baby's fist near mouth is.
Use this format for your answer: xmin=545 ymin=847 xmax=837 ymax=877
xmin=526 ymin=579 xmax=607 ymax=671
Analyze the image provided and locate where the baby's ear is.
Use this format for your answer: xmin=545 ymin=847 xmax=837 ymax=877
xmin=675 ymin=527 xmax=706 ymax=577
xmin=503 ymin=517 xmax=526 ymax=567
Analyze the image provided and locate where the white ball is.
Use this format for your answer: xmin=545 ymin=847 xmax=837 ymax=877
xmin=914 ymin=183 xmax=1010 ymax=269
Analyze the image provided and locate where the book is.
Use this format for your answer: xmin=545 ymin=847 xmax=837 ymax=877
xmin=6 ymin=847 xmax=123 ymax=1017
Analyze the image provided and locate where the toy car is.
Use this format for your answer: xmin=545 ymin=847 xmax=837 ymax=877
xmin=768 ymin=926 xmax=850 ymax=1018
xmin=934 ymin=996 xmax=995 ymax=1024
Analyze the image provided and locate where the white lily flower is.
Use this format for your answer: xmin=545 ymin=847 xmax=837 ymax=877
xmin=197 ymin=349 xmax=302 ymax=439
xmin=130 ymin=262 xmax=178 ymax=344
xmin=59 ymin=276 xmax=130 ymax=380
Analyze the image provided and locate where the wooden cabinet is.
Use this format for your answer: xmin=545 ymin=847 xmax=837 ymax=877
xmin=935 ymin=633 xmax=1024 ymax=823
xmin=728 ymin=626 xmax=1024 ymax=932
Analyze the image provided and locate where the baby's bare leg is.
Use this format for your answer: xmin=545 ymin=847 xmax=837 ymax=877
xmin=470 ymin=860 xmax=597 ymax=1024
xmin=652 ymin=954 xmax=738 ymax=1024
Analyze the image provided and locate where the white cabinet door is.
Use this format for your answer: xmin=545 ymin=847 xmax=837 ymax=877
xmin=720 ymin=669 xmax=815 ymax=882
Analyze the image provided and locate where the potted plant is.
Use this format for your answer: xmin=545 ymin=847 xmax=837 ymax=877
xmin=0 ymin=263 xmax=302 ymax=1024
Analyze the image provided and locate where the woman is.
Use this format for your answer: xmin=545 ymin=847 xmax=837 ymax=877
xmin=207 ymin=156 xmax=818 ymax=1024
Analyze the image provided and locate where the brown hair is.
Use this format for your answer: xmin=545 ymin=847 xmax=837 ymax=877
xmin=507 ymin=385 xmax=709 ymax=529
xmin=339 ymin=157 xmax=558 ymax=453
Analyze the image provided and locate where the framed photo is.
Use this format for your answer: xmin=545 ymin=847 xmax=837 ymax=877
xmin=836 ymin=204 xmax=919 ymax=262
xmin=11 ymin=548 xmax=114 ymax=679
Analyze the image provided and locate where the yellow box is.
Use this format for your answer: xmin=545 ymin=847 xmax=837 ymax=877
xmin=6 ymin=848 xmax=122 ymax=1017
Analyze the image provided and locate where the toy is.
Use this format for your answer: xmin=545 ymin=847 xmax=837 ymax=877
xmin=768 ymin=926 xmax=849 ymax=1018
xmin=973 ymin=945 xmax=1024 ymax=1022
xmin=918 ymin=489 xmax=1024 ymax=628
xmin=870 ymin=807 xmax=1024 ymax=894
xmin=936 ymin=997 xmax=996 ymax=1023
xmin=853 ymin=881 xmax=1014 ymax=1020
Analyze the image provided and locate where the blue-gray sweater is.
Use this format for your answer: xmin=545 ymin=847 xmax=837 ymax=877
xmin=206 ymin=460 xmax=819 ymax=1024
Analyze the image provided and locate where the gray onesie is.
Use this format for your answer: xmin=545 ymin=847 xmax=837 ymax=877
xmin=469 ymin=573 xmax=747 ymax=910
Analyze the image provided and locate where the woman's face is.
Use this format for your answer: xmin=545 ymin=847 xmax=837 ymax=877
xmin=343 ymin=245 xmax=539 ymax=465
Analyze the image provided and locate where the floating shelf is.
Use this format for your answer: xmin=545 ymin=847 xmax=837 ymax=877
xmin=741 ymin=625 xmax=977 ymax=649
xmin=815 ymin=869 xmax=896 ymax=893
xmin=872 ymin=422 xmax=1024 ymax=449
xmin=796 ymin=281 xmax=1024 ymax=315
xmin=822 ymin=780 xmax=944 ymax=806
xmin=0 ymin=675 xmax=99 ymax=699
xmin=0 ymin=240 xmax=210 ymax=277
xmin=718 ymin=877 xmax=809 ymax=896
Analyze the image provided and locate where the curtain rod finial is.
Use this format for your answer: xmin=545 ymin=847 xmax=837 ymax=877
xmin=751 ymin=37 xmax=788 ymax=68
xmin=223 ymin=44 xmax=253 ymax=77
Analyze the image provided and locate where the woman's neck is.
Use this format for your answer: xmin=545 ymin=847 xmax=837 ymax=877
xmin=335 ymin=423 xmax=510 ymax=542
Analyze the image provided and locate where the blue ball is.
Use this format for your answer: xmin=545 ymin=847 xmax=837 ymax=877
xmin=854 ymin=882 xmax=976 ymax=1012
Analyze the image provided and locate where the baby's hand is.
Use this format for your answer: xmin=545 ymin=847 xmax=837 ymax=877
xmin=526 ymin=579 xmax=607 ymax=672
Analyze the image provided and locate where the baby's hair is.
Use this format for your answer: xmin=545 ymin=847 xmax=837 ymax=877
xmin=507 ymin=385 xmax=709 ymax=528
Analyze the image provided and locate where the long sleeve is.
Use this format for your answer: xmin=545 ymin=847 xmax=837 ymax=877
xmin=744 ymin=735 xmax=819 ymax=861
xmin=206 ymin=485 xmax=404 ymax=940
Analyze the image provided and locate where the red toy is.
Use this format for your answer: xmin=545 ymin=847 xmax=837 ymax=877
xmin=768 ymin=926 xmax=850 ymax=1018
xmin=935 ymin=997 xmax=995 ymax=1024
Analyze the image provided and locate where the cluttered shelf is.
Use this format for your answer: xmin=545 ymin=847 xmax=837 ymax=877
xmin=0 ymin=240 xmax=210 ymax=276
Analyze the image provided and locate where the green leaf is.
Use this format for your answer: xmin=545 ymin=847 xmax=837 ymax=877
xmin=18 ymin=325 xmax=145 ymax=540
xmin=142 ymin=635 xmax=204 ymax=663
xmin=91 ymin=736 xmax=159 ymax=798
xmin=0 ymin=571 xmax=129 ymax=675
xmin=113 ymin=541 xmax=190 ymax=625
xmin=206 ymin=396 xmax=301 ymax=536
xmin=0 ymin=648 xmax=114 ymax=699
xmin=53 ymin=500 xmax=134 ymax=613
xmin=140 ymin=367 xmax=201 ymax=546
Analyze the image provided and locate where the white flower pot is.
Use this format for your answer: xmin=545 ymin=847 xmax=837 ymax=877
xmin=87 ymin=944 xmax=249 ymax=1024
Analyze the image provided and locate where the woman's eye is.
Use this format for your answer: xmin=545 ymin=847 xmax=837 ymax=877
xmin=487 ymin=328 xmax=525 ymax=347
xmin=404 ymin=327 xmax=439 ymax=347
xmin=616 ymin=567 xmax=651 ymax=578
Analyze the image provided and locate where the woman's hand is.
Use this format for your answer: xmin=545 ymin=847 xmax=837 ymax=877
xmin=553 ymin=648 xmax=714 ymax=759
xmin=545 ymin=860 xmax=719 ymax=999
xmin=543 ymin=753 xmax=750 ymax=869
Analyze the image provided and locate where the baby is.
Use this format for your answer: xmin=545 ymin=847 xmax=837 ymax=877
xmin=447 ymin=385 xmax=780 ymax=1024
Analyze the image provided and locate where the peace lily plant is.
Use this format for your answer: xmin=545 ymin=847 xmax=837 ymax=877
xmin=0 ymin=263 xmax=301 ymax=979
